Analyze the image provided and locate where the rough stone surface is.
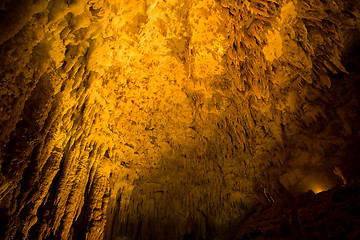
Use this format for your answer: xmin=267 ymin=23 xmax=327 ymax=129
xmin=0 ymin=0 xmax=359 ymax=239
xmin=234 ymin=184 xmax=360 ymax=240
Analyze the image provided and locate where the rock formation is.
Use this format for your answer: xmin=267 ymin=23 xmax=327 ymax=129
xmin=0 ymin=0 xmax=359 ymax=239
xmin=234 ymin=184 xmax=360 ymax=240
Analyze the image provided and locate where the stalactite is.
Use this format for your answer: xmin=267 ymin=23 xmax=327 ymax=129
xmin=1 ymin=0 xmax=360 ymax=239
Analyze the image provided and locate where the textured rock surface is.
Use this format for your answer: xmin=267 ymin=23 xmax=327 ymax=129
xmin=234 ymin=184 xmax=360 ymax=240
xmin=0 ymin=0 xmax=359 ymax=239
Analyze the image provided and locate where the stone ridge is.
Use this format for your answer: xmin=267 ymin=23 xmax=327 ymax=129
xmin=0 ymin=0 xmax=359 ymax=239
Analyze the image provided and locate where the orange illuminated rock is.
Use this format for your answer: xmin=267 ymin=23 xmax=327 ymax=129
xmin=0 ymin=0 xmax=359 ymax=239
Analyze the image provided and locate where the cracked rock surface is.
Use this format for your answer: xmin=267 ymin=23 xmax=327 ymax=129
xmin=0 ymin=0 xmax=359 ymax=239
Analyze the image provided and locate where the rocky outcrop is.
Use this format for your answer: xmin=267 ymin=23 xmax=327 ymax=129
xmin=234 ymin=184 xmax=360 ymax=240
xmin=0 ymin=0 xmax=359 ymax=239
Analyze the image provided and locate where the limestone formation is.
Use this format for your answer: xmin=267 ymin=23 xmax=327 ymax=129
xmin=0 ymin=0 xmax=359 ymax=239
xmin=234 ymin=184 xmax=360 ymax=240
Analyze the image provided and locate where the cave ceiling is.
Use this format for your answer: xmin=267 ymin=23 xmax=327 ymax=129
xmin=0 ymin=0 xmax=359 ymax=239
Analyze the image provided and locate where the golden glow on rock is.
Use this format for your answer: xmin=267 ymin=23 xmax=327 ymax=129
xmin=190 ymin=0 xmax=227 ymax=79
xmin=311 ymin=184 xmax=326 ymax=194
xmin=0 ymin=0 xmax=359 ymax=239
xmin=263 ymin=29 xmax=282 ymax=62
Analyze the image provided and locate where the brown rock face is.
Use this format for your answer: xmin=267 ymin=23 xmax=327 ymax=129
xmin=234 ymin=184 xmax=360 ymax=240
xmin=0 ymin=0 xmax=359 ymax=239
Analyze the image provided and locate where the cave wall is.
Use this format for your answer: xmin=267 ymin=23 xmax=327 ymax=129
xmin=0 ymin=0 xmax=359 ymax=239
xmin=234 ymin=184 xmax=360 ymax=240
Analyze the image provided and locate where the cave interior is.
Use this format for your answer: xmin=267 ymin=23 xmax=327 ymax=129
xmin=0 ymin=0 xmax=360 ymax=239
